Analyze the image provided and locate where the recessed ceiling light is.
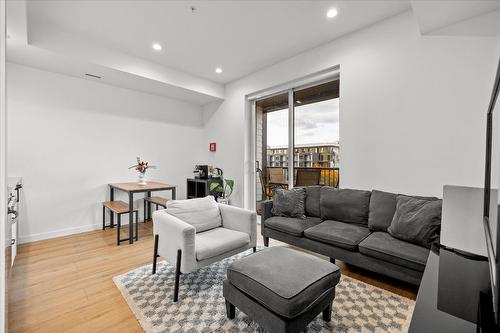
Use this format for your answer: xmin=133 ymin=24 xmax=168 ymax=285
xmin=152 ymin=43 xmax=162 ymax=51
xmin=215 ymin=67 xmax=223 ymax=74
xmin=326 ymin=8 xmax=338 ymax=18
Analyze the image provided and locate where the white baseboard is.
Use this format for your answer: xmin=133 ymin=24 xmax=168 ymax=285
xmin=19 ymin=220 xmax=138 ymax=244
xmin=18 ymin=223 xmax=100 ymax=244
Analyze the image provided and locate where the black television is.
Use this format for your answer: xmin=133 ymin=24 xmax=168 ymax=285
xmin=483 ymin=56 xmax=500 ymax=327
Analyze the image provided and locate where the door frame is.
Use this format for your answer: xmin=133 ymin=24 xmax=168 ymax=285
xmin=1 ymin=0 xmax=8 ymax=330
xmin=245 ymin=66 xmax=340 ymax=212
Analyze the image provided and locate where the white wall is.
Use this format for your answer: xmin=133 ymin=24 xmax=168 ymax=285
xmin=203 ymin=10 xmax=500 ymax=208
xmin=7 ymin=63 xmax=205 ymax=243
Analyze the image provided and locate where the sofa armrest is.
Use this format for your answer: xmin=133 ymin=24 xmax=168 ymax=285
xmin=218 ymin=204 xmax=257 ymax=247
xmin=261 ymin=200 xmax=274 ymax=225
xmin=153 ymin=209 xmax=197 ymax=273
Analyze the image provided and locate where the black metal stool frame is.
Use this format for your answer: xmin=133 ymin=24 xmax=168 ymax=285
xmin=102 ymin=206 xmax=139 ymax=245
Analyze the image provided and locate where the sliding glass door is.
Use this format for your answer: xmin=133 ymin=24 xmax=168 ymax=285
xmin=293 ymin=81 xmax=340 ymax=188
xmin=255 ymin=80 xmax=340 ymax=212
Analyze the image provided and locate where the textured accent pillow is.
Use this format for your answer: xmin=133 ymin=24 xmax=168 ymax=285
xmin=271 ymin=188 xmax=306 ymax=219
xmin=368 ymin=190 xmax=440 ymax=232
xmin=388 ymin=195 xmax=442 ymax=248
xmin=166 ymin=196 xmax=221 ymax=233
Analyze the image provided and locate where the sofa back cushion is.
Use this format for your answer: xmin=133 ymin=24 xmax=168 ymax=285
xmin=368 ymin=190 xmax=439 ymax=232
xmin=320 ymin=187 xmax=371 ymax=224
xmin=303 ymin=186 xmax=322 ymax=217
xmin=368 ymin=190 xmax=397 ymax=231
xmin=166 ymin=196 xmax=222 ymax=233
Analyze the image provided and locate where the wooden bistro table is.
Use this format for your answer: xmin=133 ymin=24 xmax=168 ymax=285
xmin=108 ymin=181 xmax=176 ymax=244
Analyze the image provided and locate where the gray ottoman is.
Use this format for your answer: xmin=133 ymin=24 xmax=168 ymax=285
xmin=223 ymin=247 xmax=340 ymax=333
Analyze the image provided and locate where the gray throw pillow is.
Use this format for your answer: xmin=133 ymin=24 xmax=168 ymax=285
xmin=388 ymin=195 xmax=442 ymax=248
xmin=271 ymin=188 xmax=306 ymax=219
xmin=368 ymin=190 xmax=440 ymax=232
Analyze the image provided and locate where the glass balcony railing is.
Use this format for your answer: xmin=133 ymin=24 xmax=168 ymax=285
xmin=265 ymin=166 xmax=339 ymax=188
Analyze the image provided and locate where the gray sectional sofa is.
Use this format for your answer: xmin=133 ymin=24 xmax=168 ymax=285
xmin=261 ymin=186 xmax=438 ymax=285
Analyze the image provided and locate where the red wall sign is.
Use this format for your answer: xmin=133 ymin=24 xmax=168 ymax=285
xmin=209 ymin=142 xmax=216 ymax=152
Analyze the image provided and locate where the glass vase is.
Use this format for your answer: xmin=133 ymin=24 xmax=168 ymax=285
xmin=138 ymin=172 xmax=147 ymax=185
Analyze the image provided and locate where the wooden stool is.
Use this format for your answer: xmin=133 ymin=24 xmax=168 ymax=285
xmin=143 ymin=196 xmax=169 ymax=221
xmin=102 ymin=201 xmax=139 ymax=245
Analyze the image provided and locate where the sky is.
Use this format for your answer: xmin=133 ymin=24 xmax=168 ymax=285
xmin=266 ymin=98 xmax=339 ymax=147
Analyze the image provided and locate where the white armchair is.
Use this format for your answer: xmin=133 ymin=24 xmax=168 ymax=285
xmin=152 ymin=197 xmax=257 ymax=302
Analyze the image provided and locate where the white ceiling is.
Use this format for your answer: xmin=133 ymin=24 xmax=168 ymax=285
xmin=411 ymin=0 xmax=500 ymax=36
xmin=6 ymin=1 xmax=500 ymax=105
xmin=26 ymin=0 xmax=411 ymax=84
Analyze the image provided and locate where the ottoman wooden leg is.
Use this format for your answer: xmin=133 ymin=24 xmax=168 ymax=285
xmin=263 ymin=237 xmax=269 ymax=247
xmin=226 ymin=300 xmax=235 ymax=319
xmin=322 ymin=302 xmax=332 ymax=321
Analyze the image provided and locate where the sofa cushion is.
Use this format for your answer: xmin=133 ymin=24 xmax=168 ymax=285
xmin=196 ymin=227 xmax=250 ymax=261
xmin=388 ymin=195 xmax=442 ymax=248
xmin=265 ymin=216 xmax=322 ymax=237
xmin=226 ymin=247 xmax=340 ymax=318
xmin=166 ymin=196 xmax=221 ymax=233
xmin=271 ymin=188 xmax=306 ymax=219
xmin=304 ymin=186 xmax=322 ymax=218
xmin=304 ymin=220 xmax=371 ymax=251
xmin=359 ymin=232 xmax=429 ymax=271
xmin=368 ymin=190 xmax=398 ymax=232
xmin=320 ymin=187 xmax=371 ymax=224
xmin=368 ymin=190 xmax=440 ymax=232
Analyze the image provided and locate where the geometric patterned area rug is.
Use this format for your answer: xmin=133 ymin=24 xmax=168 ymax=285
xmin=113 ymin=248 xmax=415 ymax=333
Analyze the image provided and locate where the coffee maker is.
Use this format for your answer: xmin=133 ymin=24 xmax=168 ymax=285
xmin=194 ymin=165 xmax=209 ymax=179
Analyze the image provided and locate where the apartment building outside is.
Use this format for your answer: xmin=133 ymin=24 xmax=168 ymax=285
xmin=267 ymin=143 xmax=340 ymax=168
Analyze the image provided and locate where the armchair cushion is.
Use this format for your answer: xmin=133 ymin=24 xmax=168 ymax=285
xmin=196 ymin=227 xmax=250 ymax=261
xmin=166 ymin=196 xmax=222 ymax=233
xmin=218 ymin=204 xmax=257 ymax=247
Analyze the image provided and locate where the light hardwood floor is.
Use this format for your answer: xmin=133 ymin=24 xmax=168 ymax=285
xmin=9 ymin=222 xmax=418 ymax=333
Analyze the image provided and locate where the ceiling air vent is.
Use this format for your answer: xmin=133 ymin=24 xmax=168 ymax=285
xmin=85 ymin=73 xmax=102 ymax=79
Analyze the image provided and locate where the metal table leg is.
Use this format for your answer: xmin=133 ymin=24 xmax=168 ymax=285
xmin=117 ymin=213 xmax=121 ymax=246
xmin=147 ymin=191 xmax=152 ymax=222
xmin=110 ymin=187 xmax=114 ymax=228
xmin=102 ymin=205 xmax=105 ymax=230
xmin=135 ymin=211 xmax=138 ymax=241
xmin=129 ymin=192 xmax=134 ymax=244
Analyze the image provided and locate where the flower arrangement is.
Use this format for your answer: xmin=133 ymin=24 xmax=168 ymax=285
xmin=129 ymin=157 xmax=156 ymax=184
